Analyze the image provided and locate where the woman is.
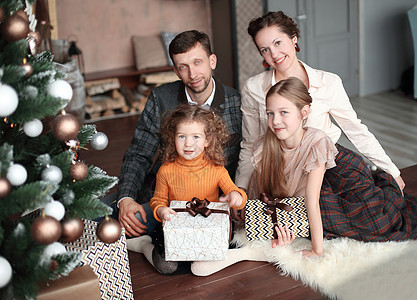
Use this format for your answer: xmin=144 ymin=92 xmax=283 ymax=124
xmin=235 ymin=11 xmax=405 ymax=196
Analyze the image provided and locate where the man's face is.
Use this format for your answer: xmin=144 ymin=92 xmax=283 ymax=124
xmin=172 ymin=43 xmax=217 ymax=95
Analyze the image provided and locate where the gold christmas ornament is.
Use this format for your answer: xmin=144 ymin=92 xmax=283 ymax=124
xmin=52 ymin=113 xmax=80 ymax=141
xmin=0 ymin=12 xmax=30 ymax=42
xmin=31 ymin=215 xmax=62 ymax=245
xmin=60 ymin=217 xmax=84 ymax=242
xmin=0 ymin=177 xmax=12 ymax=198
xmin=69 ymin=161 xmax=88 ymax=181
xmin=96 ymin=216 xmax=122 ymax=244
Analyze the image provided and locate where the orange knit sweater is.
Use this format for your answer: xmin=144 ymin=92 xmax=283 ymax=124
xmin=150 ymin=152 xmax=247 ymax=222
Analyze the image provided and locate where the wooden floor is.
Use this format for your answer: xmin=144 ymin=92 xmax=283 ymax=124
xmin=79 ymin=90 xmax=417 ymax=300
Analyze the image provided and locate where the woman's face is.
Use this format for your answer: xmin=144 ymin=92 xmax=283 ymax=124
xmin=255 ymin=26 xmax=298 ymax=74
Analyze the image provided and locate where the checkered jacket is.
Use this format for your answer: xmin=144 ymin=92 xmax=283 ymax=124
xmin=117 ymin=78 xmax=242 ymax=204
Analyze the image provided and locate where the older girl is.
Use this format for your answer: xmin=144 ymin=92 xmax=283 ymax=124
xmin=252 ymin=77 xmax=417 ymax=256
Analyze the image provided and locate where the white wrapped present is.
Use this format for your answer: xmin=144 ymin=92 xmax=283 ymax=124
xmin=164 ymin=199 xmax=231 ymax=261
xmin=64 ymin=219 xmax=133 ymax=300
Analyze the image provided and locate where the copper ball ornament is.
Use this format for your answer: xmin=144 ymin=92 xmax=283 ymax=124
xmin=0 ymin=177 xmax=12 ymax=198
xmin=96 ymin=216 xmax=122 ymax=244
xmin=52 ymin=113 xmax=80 ymax=141
xmin=31 ymin=215 xmax=62 ymax=245
xmin=60 ymin=217 xmax=84 ymax=242
xmin=69 ymin=161 xmax=88 ymax=181
xmin=0 ymin=13 xmax=30 ymax=42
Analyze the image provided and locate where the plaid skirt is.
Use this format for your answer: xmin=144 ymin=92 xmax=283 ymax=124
xmin=320 ymin=144 xmax=417 ymax=241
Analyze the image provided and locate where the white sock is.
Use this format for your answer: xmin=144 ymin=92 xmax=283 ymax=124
xmin=126 ymin=235 xmax=154 ymax=266
xmin=191 ymin=246 xmax=267 ymax=276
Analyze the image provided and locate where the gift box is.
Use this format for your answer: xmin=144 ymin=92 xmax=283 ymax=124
xmin=164 ymin=199 xmax=231 ymax=261
xmin=245 ymin=197 xmax=310 ymax=241
xmin=64 ymin=219 xmax=133 ymax=300
xmin=38 ymin=265 xmax=101 ymax=300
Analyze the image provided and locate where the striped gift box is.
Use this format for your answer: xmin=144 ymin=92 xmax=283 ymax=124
xmin=245 ymin=197 xmax=310 ymax=241
xmin=64 ymin=219 xmax=133 ymax=299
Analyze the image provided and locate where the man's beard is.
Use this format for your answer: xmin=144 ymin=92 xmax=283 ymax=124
xmin=186 ymin=77 xmax=210 ymax=94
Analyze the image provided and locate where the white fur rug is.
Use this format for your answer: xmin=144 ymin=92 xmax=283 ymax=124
xmin=232 ymin=229 xmax=417 ymax=300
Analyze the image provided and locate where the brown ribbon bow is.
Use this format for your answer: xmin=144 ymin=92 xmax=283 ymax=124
xmin=186 ymin=197 xmax=212 ymax=217
xmin=260 ymin=193 xmax=293 ymax=239
xmin=173 ymin=197 xmax=229 ymax=218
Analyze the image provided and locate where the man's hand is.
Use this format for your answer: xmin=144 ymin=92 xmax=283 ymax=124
xmin=118 ymin=197 xmax=148 ymax=237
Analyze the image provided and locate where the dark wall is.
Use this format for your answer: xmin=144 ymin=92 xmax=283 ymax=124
xmin=210 ymin=0 xmax=237 ymax=89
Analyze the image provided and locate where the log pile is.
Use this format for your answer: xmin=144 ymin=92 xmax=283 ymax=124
xmin=84 ymin=78 xmax=128 ymax=120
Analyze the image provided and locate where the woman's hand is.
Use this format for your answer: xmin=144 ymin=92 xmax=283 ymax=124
xmin=271 ymin=225 xmax=296 ymax=248
xmin=395 ymin=175 xmax=405 ymax=196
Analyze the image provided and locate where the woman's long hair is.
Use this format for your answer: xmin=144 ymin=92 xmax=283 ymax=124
xmin=260 ymin=77 xmax=312 ymax=197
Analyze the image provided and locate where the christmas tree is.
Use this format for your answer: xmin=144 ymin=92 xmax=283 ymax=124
xmin=0 ymin=1 xmax=119 ymax=298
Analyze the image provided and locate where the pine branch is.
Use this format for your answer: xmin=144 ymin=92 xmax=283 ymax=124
xmin=0 ymin=181 xmax=58 ymax=220
xmin=77 ymin=124 xmax=96 ymax=146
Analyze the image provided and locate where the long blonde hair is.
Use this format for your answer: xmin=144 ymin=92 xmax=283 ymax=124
xmin=260 ymin=77 xmax=312 ymax=197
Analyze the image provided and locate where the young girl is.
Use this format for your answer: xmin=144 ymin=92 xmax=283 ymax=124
xmin=127 ymin=104 xmax=247 ymax=275
xmin=251 ymin=77 xmax=417 ymax=257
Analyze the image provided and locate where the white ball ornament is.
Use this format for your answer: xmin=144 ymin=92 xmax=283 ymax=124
xmin=44 ymin=200 xmax=65 ymax=221
xmin=0 ymin=83 xmax=19 ymax=117
xmin=23 ymin=118 xmax=43 ymax=137
xmin=0 ymin=256 xmax=12 ymax=288
xmin=41 ymin=242 xmax=67 ymax=266
xmin=41 ymin=165 xmax=62 ymax=184
xmin=90 ymin=132 xmax=109 ymax=150
xmin=47 ymin=79 xmax=73 ymax=108
xmin=7 ymin=164 xmax=27 ymax=186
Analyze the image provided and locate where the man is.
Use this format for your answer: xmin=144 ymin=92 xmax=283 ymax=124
xmin=117 ymin=30 xmax=242 ymax=237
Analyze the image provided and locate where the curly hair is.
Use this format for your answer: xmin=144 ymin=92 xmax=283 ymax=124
xmin=160 ymin=104 xmax=229 ymax=165
xmin=247 ymin=11 xmax=300 ymax=48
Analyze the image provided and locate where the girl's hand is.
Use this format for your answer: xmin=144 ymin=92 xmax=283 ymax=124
xmin=271 ymin=225 xmax=296 ymax=248
xmin=299 ymin=249 xmax=323 ymax=258
xmin=219 ymin=191 xmax=243 ymax=208
xmin=157 ymin=207 xmax=177 ymax=222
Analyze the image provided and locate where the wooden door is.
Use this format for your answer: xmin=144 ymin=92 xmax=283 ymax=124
xmin=267 ymin=0 xmax=359 ymax=96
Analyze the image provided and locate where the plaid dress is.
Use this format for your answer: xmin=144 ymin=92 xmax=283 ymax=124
xmin=321 ymin=144 xmax=417 ymax=241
